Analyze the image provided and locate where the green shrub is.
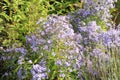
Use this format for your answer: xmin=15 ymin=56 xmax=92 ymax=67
xmin=0 ymin=0 xmax=82 ymax=48
xmin=47 ymin=0 xmax=82 ymax=15
xmin=0 ymin=0 xmax=48 ymax=47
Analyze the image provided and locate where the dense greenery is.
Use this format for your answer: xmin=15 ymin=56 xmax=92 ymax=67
xmin=0 ymin=0 xmax=81 ymax=48
xmin=113 ymin=0 xmax=120 ymax=26
xmin=0 ymin=0 xmax=120 ymax=80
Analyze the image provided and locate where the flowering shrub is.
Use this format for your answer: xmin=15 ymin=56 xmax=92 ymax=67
xmin=69 ymin=0 xmax=117 ymax=31
xmin=0 ymin=0 xmax=120 ymax=80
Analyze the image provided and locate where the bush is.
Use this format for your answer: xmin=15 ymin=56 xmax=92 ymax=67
xmin=0 ymin=0 xmax=81 ymax=48
xmin=0 ymin=0 xmax=48 ymax=47
xmin=0 ymin=0 xmax=120 ymax=80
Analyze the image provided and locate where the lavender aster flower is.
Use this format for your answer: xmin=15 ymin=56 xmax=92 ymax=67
xmin=31 ymin=60 xmax=48 ymax=80
xmin=15 ymin=47 xmax=27 ymax=55
xmin=99 ymin=28 xmax=120 ymax=47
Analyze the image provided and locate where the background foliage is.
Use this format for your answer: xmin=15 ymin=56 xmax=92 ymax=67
xmin=113 ymin=0 xmax=120 ymax=27
xmin=0 ymin=0 xmax=81 ymax=48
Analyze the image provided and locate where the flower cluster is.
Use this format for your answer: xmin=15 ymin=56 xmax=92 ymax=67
xmin=99 ymin=28 xmax=120 ymax=47
xmin=72 ymin=20 xmax=120 ymax=78
xmin=23 ymin=15 xmax=81 ymax=79
xmin=0 ymin=1 xmax=120 ymax=79
xmin=79 ymin=21 xmax=102 ymax=45
xmin=73 ymin=21 xmax=103 ymax=78
xmin=82 ymin=0 xmax=117 ymax=22
xmin=69 ymin=0 xmax=117 ymax=30
xmin=31 ymin=59 xmax=48 ymax=80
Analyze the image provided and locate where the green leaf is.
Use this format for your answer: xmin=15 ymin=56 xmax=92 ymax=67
xmin=0 ymin=12 xmax=11 ymax=21
xmin=0 ymin=18 xmax=3 ymax=22
xmin=3 ymin=0 xmax=10 ymax=6
xmin=0 ymin=26 xmax=4 ymax=31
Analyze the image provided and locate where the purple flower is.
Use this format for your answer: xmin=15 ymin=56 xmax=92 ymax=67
xmin=18 ymin=56 xmax=24 ymax=64
xmin=31 ymin=46 xmax=38 ymax=52
xmin=17 ymin=67 xmax=25 ymax=80
xmin=56 ymin=60 xmax=62 ymax=66
xmin=59 ymin=73 xmax=65 ymax=78
xmin=15 ymin=47 xmax=27 ymax=55
xmin=99 ymin=29 xmax=120 ymax=47
xmin=26 ymin=35 xmax=37 ymax=46
xmin=90 ymin=48 xmax=104 ymax=58
xmin=82 ymin=10 xmax=90 ymax=17
xmin=33 ymin=64 xmax=46 ymax=73
xmin=31 ymin=60 xmax=48 ymax=80
xmin=65 ymin=62 xmax=71 ymax=67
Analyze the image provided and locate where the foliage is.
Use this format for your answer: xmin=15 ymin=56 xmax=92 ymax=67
xmin=112 ymin=0 xmax=120 ymax=27
xmin=0 ymin=0 xmax=81 ymax=48
xmin=0 ymin=0 xmax=120 ymax=80
xmin=69 ymin=0 xmax=117 ymax=32
xmin=0 ymin=0 xmax=48 ymax=47
xmin=47 ymin=0 xmax=82 ymax=15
